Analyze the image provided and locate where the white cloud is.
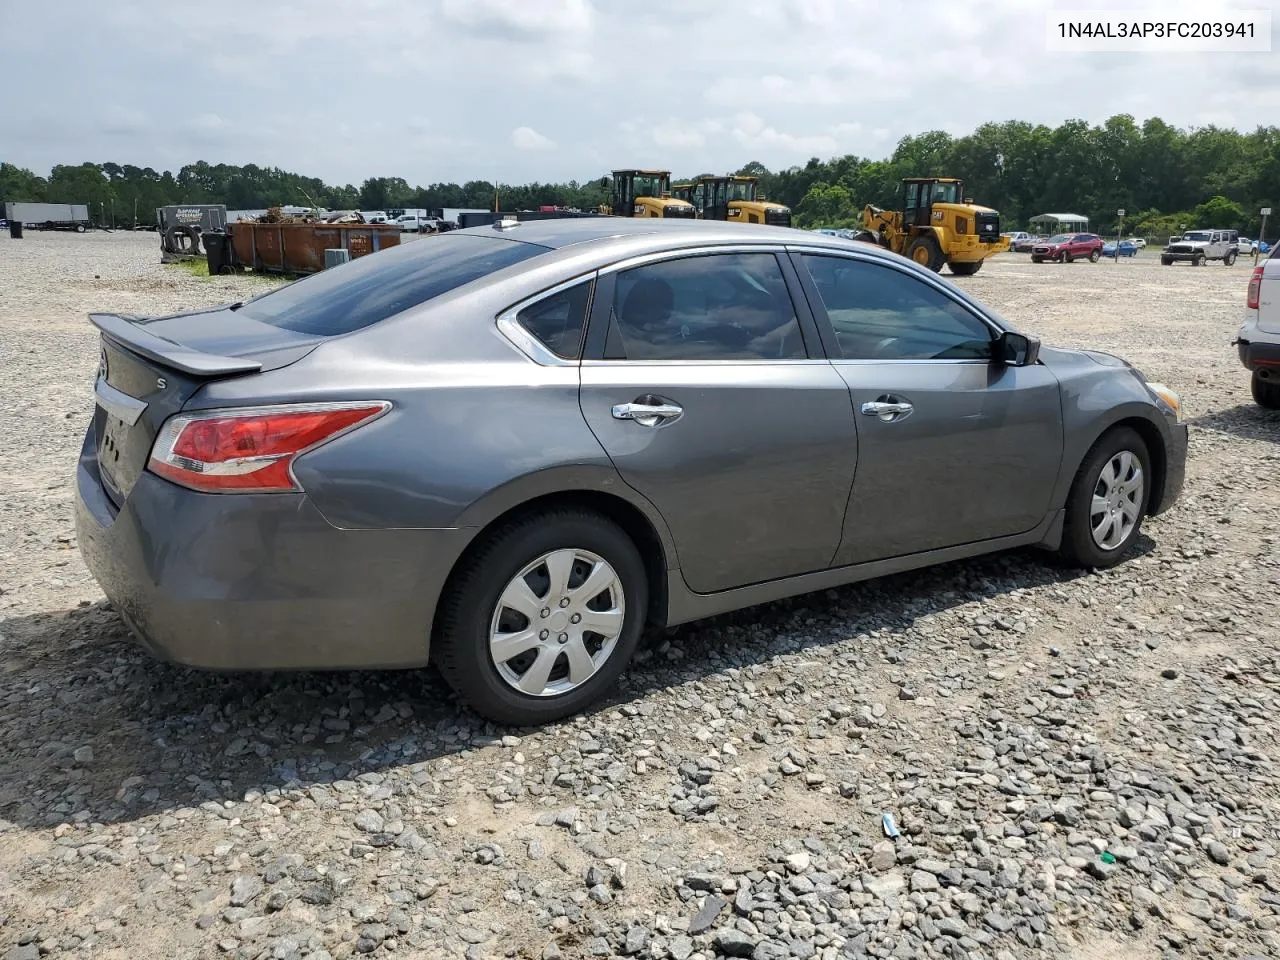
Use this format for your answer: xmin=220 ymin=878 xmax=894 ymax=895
xmin=707 ymin=73 xmax=848 ymax=107
xmin=441 ymin=0 xmax=592 ymax=39
xmin=0 ymin=0 xmax=1277 ymax=184
xmin=511 ymin=126 xmax=556 ymax=151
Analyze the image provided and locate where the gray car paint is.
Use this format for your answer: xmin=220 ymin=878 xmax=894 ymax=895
xmin=75 ymin=217 xmax=1187 ymax=672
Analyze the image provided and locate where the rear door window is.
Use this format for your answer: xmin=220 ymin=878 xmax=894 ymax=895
xmin=606 ymin=253 xmax=806 ymax=360
xmin=238 ymin=234 xmax=550 ymax=336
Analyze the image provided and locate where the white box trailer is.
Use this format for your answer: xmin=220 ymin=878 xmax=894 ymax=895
xmin=3 ymin=202 xmax=91 ymax=231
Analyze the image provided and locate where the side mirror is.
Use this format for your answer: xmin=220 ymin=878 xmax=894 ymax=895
xmin=999 ymin=330 xmax=1040 ymax=366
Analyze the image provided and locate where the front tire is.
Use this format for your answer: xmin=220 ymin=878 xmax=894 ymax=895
xmin=1161 ymin=257 xmax=1173 ymax=265
xmin=1252 ymin=372 xmax=1280 ymax=409
xmin=1194 ymin=254 xmax=1206 ymax=266
xmin=1031 ymin=256 xmax=1044 ymax=264
xmin=948 ymin=260 xmax=982 ymax=276
xmin=434 ymin=509 xmax=648 ymax=726
xmin=1057 ymin=427 xmax=1151 ymax=569
xmin=906 ymin=236 xmax=944 ymax=272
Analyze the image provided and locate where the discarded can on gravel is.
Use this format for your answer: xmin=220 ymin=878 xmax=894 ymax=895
xmin=882 ymin=811 xmax=900 ymax=839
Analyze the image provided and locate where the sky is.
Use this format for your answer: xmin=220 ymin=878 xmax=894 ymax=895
xmin=3 ymin=0 xmax=1278 ymax=186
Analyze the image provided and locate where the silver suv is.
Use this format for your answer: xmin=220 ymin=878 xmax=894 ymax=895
xmin=1163 ymin=229 xmax=1240 ymax=266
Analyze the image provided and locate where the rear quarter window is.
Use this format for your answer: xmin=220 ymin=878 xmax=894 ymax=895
xmin=238 ymin=234 xmax=550 ymax=336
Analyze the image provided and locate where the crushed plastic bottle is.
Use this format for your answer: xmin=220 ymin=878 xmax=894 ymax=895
xmin=881 ymin=811 xmax=900 ymax=839
xmin=1100 ymin=851 xmax=1116 ymax=864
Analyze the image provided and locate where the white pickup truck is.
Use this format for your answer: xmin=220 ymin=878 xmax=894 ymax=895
xmin=1235 ymin=246 xmax=1280 ymax=407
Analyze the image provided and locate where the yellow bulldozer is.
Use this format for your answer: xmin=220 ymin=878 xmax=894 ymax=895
xmin=853 ymin=177 xmax=1009 ymax=275
xmin=598 ymin=170 xmax=696 ymax=218
xmin=685 ymin=175 xmax=792 ymax=227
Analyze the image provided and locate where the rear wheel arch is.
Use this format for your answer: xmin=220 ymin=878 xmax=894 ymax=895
xmin=440 ymin=489 xmax=671 ymax=637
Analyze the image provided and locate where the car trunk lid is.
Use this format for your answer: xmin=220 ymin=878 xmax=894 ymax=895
xmin=89 ymin=307 xmax=323 ymax=506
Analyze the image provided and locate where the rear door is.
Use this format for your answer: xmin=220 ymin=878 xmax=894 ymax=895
xmin=790 ymin=249 xmax=1064 ymax=565
xmin=578 ymin=247 xmax=858 ymax=594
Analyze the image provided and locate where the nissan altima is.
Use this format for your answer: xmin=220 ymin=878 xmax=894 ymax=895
xmin=76 ymin=218 xmax=1187 ymax=725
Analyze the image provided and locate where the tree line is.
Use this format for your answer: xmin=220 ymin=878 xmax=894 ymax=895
xmin=2 ymin=114 xmax=1277 ymax=238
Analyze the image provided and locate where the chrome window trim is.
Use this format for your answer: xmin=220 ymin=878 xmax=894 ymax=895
xmin=785 ymin=245 xmax=1007 ymax=360
xmin=580 ymin=359 xmax=830 ymax=367
xmin=495 ymin=273 xmax=596 ymax=367
xmin=595 ymin=242 xmax=790 ymax=276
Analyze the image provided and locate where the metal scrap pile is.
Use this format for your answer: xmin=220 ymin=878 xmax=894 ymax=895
xmin=239 ymin=206 xmax=367 ymax=225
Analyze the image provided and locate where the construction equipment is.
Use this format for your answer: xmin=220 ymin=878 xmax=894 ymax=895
xmin=689 ymin=175 xmax=792 ymax=227
xmin=601 ymin=170 xmax=696 ymax=218
xmin=853 ymin=178 xmax=1008 ymax=275
xmin=671 ymin=181 xmax=694 ymax=205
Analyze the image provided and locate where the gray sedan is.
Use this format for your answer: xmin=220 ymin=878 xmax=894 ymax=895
xmin=75 ymin=218 xmax=1188 ymax=725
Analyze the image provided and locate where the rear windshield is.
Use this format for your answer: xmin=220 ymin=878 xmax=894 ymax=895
xmin=237 ymin=234 xmax=550 ymax=336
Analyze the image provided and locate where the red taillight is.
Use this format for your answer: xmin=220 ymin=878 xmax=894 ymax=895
xmin=148 ymin=401 xmax=390 ymax=493
xmin=1247 ymin=266 xmax=1264 ymax=310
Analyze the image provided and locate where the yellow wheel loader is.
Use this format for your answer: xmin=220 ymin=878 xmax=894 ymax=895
xmin=853 ymin=178 xmax=1009 ymax=275
xmin=688 ymin=175 xmax=792 ymax=226
xmin=599 ymin=170 xmax=696 ymax=218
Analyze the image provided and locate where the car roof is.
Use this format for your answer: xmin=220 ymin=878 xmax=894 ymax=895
xmin=448 ymin=216 xmax=861 ymax=252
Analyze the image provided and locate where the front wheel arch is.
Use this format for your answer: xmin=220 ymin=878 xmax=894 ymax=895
xmin=1060 ymin=415 xmax=1169 ymax=522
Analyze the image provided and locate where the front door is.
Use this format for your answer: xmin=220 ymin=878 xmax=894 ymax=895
xmin=792 ymin=250 xmax=1064 ymax=564
xmin=903 ymin=182 xmax=924 ymax=228
xmin=578 ymin=249 xmax=858 ymax=593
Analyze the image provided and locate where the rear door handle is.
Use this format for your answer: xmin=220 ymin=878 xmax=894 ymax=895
xmin=612 ymin=400 xmax=683 ymax=427
xmin=860 ymin=399 xmax=913 ymax=421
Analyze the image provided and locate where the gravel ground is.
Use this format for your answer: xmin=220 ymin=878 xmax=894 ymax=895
xmin=1 ymin=230 xmax=1279 ymax=960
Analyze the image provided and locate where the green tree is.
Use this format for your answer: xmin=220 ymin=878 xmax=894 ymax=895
xmin=1193 ymin=195 xmax=1246 ymax=228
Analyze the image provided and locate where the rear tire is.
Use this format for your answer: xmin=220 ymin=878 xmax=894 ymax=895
xmin=433 ymin=509 xmax=648 ymax=726
xmin=1225 ymin=250 xmax=1237 ymax=266
xmin=1057 ymin=427 xmax=1151 ymax=569
xmin=948 ymin=260 xmax=982 ymax=276
xmin=1089 ymin=249 xmax=1101 ymax=263
xmin=906 ymin=236 xmax=944 ymax=272
xmin=1161 ymin=257 xmax=1173 ymax=265
xmin=1252 ymin=372 xmax=1280 ymax=409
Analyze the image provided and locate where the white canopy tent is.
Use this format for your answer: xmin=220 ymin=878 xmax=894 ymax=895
xmin=1030 ymin=213 xmax=1090 ymax=232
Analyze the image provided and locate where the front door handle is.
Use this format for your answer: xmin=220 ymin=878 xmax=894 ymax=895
xmin=612 ymin=400 xmax=683 ymax=427
xmin=860 ymin=398 xmax=914 ymax=422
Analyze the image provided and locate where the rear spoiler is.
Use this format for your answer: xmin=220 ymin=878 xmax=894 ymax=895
xmin=89 ymin=313 xmax=263 ymax=377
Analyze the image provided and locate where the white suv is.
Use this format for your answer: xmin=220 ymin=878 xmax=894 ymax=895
xmin=1162 ymin=229 xmax=1239 ymax=266
xmin=1235 ymin=245 xmax=1280 ymax=408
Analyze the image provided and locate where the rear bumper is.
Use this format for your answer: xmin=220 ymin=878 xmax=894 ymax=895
xmin=1236 ymin=337 xmax=1280 ymax=372
xmin=74 ymin=422 xmax=472 ymax=670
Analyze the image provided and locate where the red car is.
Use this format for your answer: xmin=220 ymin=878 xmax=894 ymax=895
xmin=1030 ymin=233 xmax=1104 ymax=263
